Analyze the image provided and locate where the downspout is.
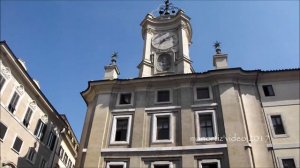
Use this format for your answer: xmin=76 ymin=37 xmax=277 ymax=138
xmin=254 ymin=72 xmax=278 ymax=168
xmin=236 ymin=79 xmax=256 ymax=168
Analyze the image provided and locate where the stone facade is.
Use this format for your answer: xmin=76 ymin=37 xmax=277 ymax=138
xmin=0 ymin=41 xmax=78 ymax=168
xmin=76 ymin=3 xmax=299 ymax=168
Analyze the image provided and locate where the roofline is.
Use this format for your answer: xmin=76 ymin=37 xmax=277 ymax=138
xmin=0 ymin=41 xmax=67 ymax=129
xmin=81 ymin=67 xmax=299 ymax=104
xmin=60 ymin=114 xmax=79 ymax=144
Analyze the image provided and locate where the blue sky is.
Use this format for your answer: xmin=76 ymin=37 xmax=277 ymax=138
xmin=1 ymin=0 xmax=299 ymax=140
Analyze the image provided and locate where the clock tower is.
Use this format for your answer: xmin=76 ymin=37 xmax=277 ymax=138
xmin=138 ymin=0 xmax=194 ymax=77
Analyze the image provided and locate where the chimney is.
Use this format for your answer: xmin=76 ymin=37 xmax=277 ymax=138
xmin=104 ymin=52 xmax=120 ymax=80
xmin=213 ymin=41 xmax=228 ymax=69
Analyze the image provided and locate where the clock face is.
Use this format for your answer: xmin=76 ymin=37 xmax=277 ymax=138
xmin=157 ymin=53 xmax=172 ymax=72
xmin=152 ymin=32 xmax=178 ymax=50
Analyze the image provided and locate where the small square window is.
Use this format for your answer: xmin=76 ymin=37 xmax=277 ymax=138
xmin=263 ymin=85 xmax=275 ymax=96
xmin=152 ymin=113 xmax=174 ymax=143
xmin=0 ymin=122 xmax=8 ymax=140
xmin=110 ymin=115 xmax=132 ymax=144
xmin=199 ymin=159 xmax=220 ymax=168
xmin=196 ymin=87 xmax=210 ymax=100
xmin=151 ymin=161 xmax=173 ymax=168
xmin=282 ymin=159 xmax=296 ymax=168
xmin=106 ymin=161 xmax=127 ymax=168
xmin=271 ymin=115 xmax=285 ymax=135
xmin=119 ymin=93 xmax=132 ymax=105
xmin=12 ymin=136 xmax=23 ymax=153
xmin=156 ymin=90 xmax=171 ymax=103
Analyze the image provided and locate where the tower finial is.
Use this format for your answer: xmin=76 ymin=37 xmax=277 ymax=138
xmin=158 ymin=0 xmax=179 ymax=16
xmin=214 ymin=41 xmax=222 ymax=54
xmin=111 ymin=52 xmax=118 ymax=65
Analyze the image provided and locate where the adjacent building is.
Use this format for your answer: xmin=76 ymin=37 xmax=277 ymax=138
xmin=76 ymin=1 xmax=299 ymax=168
xmin=0 ymin=41 xmax=78 ymax=168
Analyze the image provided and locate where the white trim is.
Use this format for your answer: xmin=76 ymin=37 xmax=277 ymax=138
xmin=267 ymin=143 xmax=300 ymax=149
xmin=195 ymin=110 xmax=218 ymax=142
xmin=194 ymin=85 xmax=213 ymax=101
xmin=199 ymin=159 xmax=221 ymax=168
xmin=110 ymin=115 xmax=132 ymax=145
xmin=191 ymin=103 xmax=218 ymax=109
xmin=267 ymin=114 xmax=288 ymax=138
xmin=116 ymin=92 xmax=134 ymax=106
xmin=145 ymin=106 xmax=181 ymax=112
xmin=151 ymin=161 xmax=173 ymax=168
xmin=101 ymin=144 xmax=227 ymax=153
xmin=0 ymin=121 xmax=8 ymax=141
xmin=106 ymin=161 xmax=127 ymax=168
xmin=82 ymin=148 xmax=87 ymax=152
xmin=111 ymin=108 xmax=135 ymax=113
xmin=152 ymin=113 xmax=174 ymax=144
xmin=155 ymin=89 xmax=173 ymax=104
xmin=278 ymin=157 xmax=297 ymax=168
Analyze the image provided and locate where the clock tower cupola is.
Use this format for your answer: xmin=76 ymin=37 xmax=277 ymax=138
xmin=138 ymin=0 xmax=194 ymax=77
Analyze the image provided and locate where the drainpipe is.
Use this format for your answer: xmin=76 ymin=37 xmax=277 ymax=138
xmin=254 ymin=72 xmax=278 ymax=168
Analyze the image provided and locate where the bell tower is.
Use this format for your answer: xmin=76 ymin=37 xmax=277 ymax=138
xmin=138 ymin=0 xmax=194 ymax=77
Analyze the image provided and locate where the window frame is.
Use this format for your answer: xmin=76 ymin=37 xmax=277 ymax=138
xmin=262 ymin=85 xmax=275 ymax=97
xmin=199 ymin=159 xmax=221 ymax=168
xmin=11 ymin=135 xmax=23 ymax=154
xmin=22 ymin=106 xmax=34 ymax=128
xmin=46 ymin=131 xmax=57 ymax=150
xmin=0 ymin=65 xmax=11 ymax=95
xmin=7 ymin=91 xmax=21 ymax=114
xmin=268 ymin=114 xmax=288 ymax=138
xmin=155 ymin=89 xmax=172 ymax=104
xmin=110 ymin=115 xmax=132 ymax=145
xmin=116 ymin=92 xmax=134 ymax=106
xmin=106 ymin=161 xmax=127 ymax=168
xmin=195 ymin=110 xmax=218 ymax=142
xmin=0 ymin=73 xmax=7 ymax=94
xmin=0 ymin=121 xmax=8 ymax=141
xmin=40 ymin=157 xmax=47 ymax=168
xmin=278 ymin=157 xmax=297 ymax=168
xmin=194 ymin=86 xmax=213 ymax=101
xmin=152 ymin=113 xmax=174 ymax=144
xmin=26 ymin=148 xmax=37 ymax=164
xmin=151 ymin=161 xmax=174 ymax=168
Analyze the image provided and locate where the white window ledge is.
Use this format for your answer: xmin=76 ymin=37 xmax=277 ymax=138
xmin=145 ymin=106 xmax=181 ymax=112
xmin=101 ymin=144 xmax=227 ymax=153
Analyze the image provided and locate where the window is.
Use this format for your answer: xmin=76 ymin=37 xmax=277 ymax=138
xmin=195 ymin=110 xmax=218 ymax=141
xmin=118 ymin=93 xmax=133 ymax=105
xmin=151 ymin=161 xmax=173 ymax=168
xmin=63 ymin=154 xmax=68 ymax=165
xmin=199 ymin=159 xmax=220 ymax=168
xmin=0 ymin=122 xmax=8 ymax=140
xmin=12 ymin=136 xmax=23 ymax=153
xmin=106 ymin=161 xmax=127 ymax=168
xmin=26 ymin=148 xmax=36 ymax=163
xmin=8 ymin=92 xmax=20 ymax=113
xmin=156 ymin=90 xmax=171 ymax=103
xmin=0 ymin=74 xmax=6 ymax=91
xmin=59 ymin=146 xmax=65 ymax=159
xmin=263 ymin=85 xmax=275 ymax=96
xmin=46 ymin=132 xmax=57 ymax=150
xmin=40 ymin=159 xmax=47 ymax=168
xmin=281 ymin=159 xmax=296 ymax=168
xmin=110 ymin=115 xmax=132 ymax=144
xmin=34 ymin=119 xmax=47 ymax=140
xmin=23 ymin=108 xmax=33 ymax=127
xmin=195 ymin=87 xmax=211 ymax=100
xmin=152 ymin=113 xmax=174 ymax=143
xmin=271 ymin=115 xmax=285 ymax=135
